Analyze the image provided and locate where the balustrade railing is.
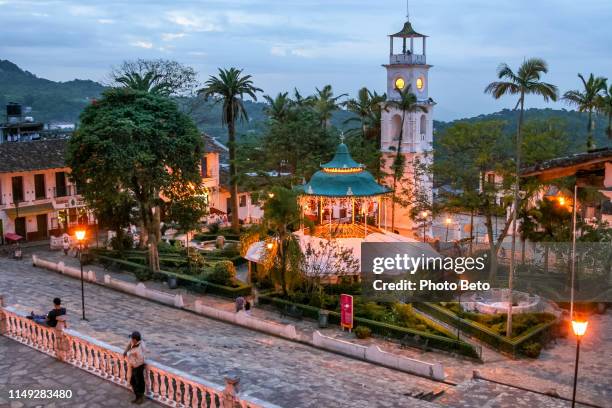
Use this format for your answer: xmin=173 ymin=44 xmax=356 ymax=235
xmin=0 ymin=302 xmax=273 ymax=408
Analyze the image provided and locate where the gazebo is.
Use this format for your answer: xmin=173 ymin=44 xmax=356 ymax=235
xmin=296 ymin=141 xmax=391 ymax=239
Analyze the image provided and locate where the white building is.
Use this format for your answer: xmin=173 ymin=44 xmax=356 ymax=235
xmin=0 ymin=139 xmax=93 ymax=243
xmin=380 ymin=16 xmax=435 ymax=235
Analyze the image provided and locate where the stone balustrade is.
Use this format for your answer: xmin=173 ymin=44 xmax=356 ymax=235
xmin=0 ymin=300 xmax=275 ymax=408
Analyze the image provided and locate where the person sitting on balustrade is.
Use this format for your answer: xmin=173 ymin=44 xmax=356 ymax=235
xmin=27 ymin=297 xmax=67 ymax=328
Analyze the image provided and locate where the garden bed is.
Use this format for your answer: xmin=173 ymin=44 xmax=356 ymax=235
xmin=415 ymin=302 xmax=560 ymax=358
xmin=258 ymin=294 xmax=481 ymax=359
xmin=90 ymin=252 xmax=252 ymax=298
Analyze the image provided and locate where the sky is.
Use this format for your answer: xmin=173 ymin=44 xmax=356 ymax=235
xmin=0 ymin=0 xmax=610 ymax=120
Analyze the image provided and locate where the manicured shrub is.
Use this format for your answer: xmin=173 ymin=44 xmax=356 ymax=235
xmin=354 ymin=326 xmax=372 ymax=339
xmin=207 ymin=260 xmax=236 ymax=285
xmin=520 ymin=341 xmax=542 ymax=358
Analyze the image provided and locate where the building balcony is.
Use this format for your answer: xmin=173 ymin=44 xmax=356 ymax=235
xmin=389 ymin=53 xmax=426 ymax=65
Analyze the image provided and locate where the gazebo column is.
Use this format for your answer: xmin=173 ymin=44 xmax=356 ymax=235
xmin=364 ymin=201 xmax=368 ymax=238
xmin=351 ymin=197 xmax=355 ymax=224
xmin=378 ymin=196 xmax=382 ymax=229
xmin=319 ymin=197 xmax=323 ymax=224
xmin=328 ymin=198 xmax=332 ymax=239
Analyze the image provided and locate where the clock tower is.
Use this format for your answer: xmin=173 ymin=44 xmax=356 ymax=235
xmin=381 ymin=11 xmax=434 ymax=236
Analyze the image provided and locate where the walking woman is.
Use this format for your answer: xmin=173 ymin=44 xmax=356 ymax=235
xmin=124 ymin=331 xmax=146 ymax=404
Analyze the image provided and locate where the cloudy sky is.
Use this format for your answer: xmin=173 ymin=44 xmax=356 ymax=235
xmin=0 ymin=0 xmax=610 ymax=120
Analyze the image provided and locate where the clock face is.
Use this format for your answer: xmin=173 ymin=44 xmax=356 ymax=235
xmin=416 ymin=77 xmax=425 ymax=91
xmin=394 ymin=77 xmax=405 ymax=91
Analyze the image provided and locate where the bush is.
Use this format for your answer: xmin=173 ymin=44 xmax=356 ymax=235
xmin=110 ymin=234 xmax=134 ymax=251
xmin=208 ymin=222 xmax=221 ymax=234
xmin=521 ymin=341 xmax=542 ymax=358
xmin=354 ymin=326 xmax=372 ymax=339
xmin=354 ymin=301 xmax=388 ymax=322
xmin=207 ymin=260 xmax=236 ymax=286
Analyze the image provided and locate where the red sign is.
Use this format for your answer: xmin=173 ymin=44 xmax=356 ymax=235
xmin=340 ymin=294 xmax=353 ymax=330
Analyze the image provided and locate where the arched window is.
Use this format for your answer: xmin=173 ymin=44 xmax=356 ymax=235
xmin=391 ymin=114 xmax=402 ymax=141
xmin=420 ymin=114 xmax=427 ymax=140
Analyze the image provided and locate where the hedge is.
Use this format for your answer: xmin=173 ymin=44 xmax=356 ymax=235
xmin=90 ymin=253 xmax=252 ymax=298
xmin=414 ymin=302 xmax=559 ymax=357
xmin=258 ymin=295 xmax=481 ymax=359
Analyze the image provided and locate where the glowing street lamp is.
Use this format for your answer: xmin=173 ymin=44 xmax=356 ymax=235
xmin=75 ymin=229 xmax=88 ymax=321
xmin=268 ymin=192 xmax=275 ymax=199
xmin=421 ymin=211 xmax=428 ymax=242
xmin=445 ymin=217 xmax=452 ymax=242
xmin=570 ymin=319 xmax=588 ymax=408
xmin=266 ymin=242 xmax=274 ymax=250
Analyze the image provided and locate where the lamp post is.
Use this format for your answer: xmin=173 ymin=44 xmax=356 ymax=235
xmin=75 ymin=229 xmax=87 ymax=321
xmin=571 ymin=319 xmax=588 ymax=408
xmin=445 ymin=217 xmax=452 ymax=242
xmin=421 ymin=211 xmax=428 ymax=242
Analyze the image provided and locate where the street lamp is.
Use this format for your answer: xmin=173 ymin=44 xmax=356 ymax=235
xmin=421 ymin=211 xmax=428 ymax=242
xmin=75 ymin=229 xmax=88 ymax=321
xmin=570 ymin=319 xmax=588 ymax=408
xmin=445 ymin=217 xmax=452 ymax=242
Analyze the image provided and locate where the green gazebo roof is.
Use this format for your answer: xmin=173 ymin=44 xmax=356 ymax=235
xmin=297 ymin=143 xmax=391 ymax=197
xmin=390 ymin=21 xmax=427 ymax=38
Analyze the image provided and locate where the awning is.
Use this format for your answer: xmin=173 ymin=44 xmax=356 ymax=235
xmin=209 ymin=207 xmax=226 ymax=215
xmin=4 ymin=202 xmax=54 ymax=219
xmin=244 ymin=241 xmax=267 ymax=263
xmin=5 ymin=233 xmax=24 ymax=242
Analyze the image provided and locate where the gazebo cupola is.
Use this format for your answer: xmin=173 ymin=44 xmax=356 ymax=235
xmin=297 ymin=141 xmax=391 ymax=238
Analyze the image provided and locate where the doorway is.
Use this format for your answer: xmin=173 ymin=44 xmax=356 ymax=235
xmin=15 ymin=217 xmax=26 ymax=239
xmin=36 ymin=214 xmax=48 ymax=239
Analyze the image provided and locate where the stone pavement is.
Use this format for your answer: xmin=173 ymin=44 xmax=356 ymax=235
xmin=0 ymin=254 xmax=445 ymax=408
xmin=3 ymin=248 xmax=611 ymax=408
xmin=0 ymin=336 xmax=160 ymax=408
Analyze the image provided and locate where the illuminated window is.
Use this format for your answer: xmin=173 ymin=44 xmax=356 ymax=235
xmin=416 ymin=77 xmax=424 ymax=91
xmin=394 ymin=77 xmax=405 ymax=90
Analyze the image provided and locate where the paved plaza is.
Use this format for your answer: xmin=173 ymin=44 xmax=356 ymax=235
xmin=0 ymin=336 xmax=160 ymax=408
xmin=1 ymin=250 xmax=610 ymax=408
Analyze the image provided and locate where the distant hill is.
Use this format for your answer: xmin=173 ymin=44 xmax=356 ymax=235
xmin=0 ymin=59 xmax=105 ymax=123
xmin=2 ymin=59 xmax=608 ymax=149
xmin=434 ymin=108 xmax=610 ymax=152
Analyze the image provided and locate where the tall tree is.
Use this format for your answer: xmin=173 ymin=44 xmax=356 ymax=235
xmin=384 ymin=85 xmax=427 ymax=231
xmin=110 ymin=59 xmax=199 ymax=96
xmin=263 ymin=92 xmax=293 ymax=122
xmin=344 ymin=87 xmax=386 ymax=143
xmin=262 ymin=186 xmax=303 ymax=295
xmin=596 ymin=80 xmax=612 ymax=140
xmin=563 ymin=73 xmax=607 ymax=148
xmin=484 ymin=57 xmax=558 ymax=337
xmin=198 ymin=68 xmax=262 ymax=233
xmin=67 ymin=88 xmax=203 ymax=271
xmin=312 ymin=85 xmax=346 ymax=130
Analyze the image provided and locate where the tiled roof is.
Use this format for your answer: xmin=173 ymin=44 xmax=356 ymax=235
xmin=0 ymin=139 xmax=68 ymax=173
xmin=203 ymin=133 xmax=228 ymax=158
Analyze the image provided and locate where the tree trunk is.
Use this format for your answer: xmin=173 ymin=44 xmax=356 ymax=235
xmin=587 ymin=110 xmax=594 ymax=149
xmin=391 ymin=112 xmax=406 ymax=231
xmin=228 ymin=118 xmax=240 ymax=233
xmin=507 ymin=93 xmax=525 ymax=338
xmin=469 ymin=209 xmax=474 ymax=255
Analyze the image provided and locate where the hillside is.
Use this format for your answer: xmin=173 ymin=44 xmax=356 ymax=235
xmin=1 ymin=60 xmax=609 ymax=150
xmin=0 ymin=59 xmax=105 ymax=123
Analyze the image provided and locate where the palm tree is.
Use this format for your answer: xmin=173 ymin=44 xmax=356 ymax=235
xmin=262 ymin=186 xmax=303 ymax=296
xmin=312 ymin=85 xmax=347 ymax=130
xmin=484 ymin=57 xmax=558 ymax=337
xmin=263 ymin=92 xmax=293 ymax=122
xmin=563 ymin=73 xmax=607 ymax=148
xmin=596 ymin=80 xmax=612 ymax=140
xmin=198 ymin=68 xmax=262 ymax=233
xmin=344 ymin=87 xmax=387 ymax=142
xmin=384 ymin=86 xmax=427 ymax=230
xmin=115 ymin=71 xmax=172 ymax=95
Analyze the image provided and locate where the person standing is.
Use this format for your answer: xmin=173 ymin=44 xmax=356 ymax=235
xmin=235 ymin=296 xmax=245 ymax=313
xmin=123 ymin=331 xmax=146 ymax=404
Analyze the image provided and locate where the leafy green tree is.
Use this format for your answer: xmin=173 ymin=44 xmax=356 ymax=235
xmin=110 ymin=59 xmax=198 ymax=96
xmin=198 ymin=68 xmax=262 ymax=233
xmin=563 ymin=73 xmax=607 ymax=148
xmin=596 ymin=80 xmax=612 ymax=139
xmin=67 ymin=88 xmax=203 ymax=271
xmin=262 ymin=186 xmax=303 ymax=295
xmin=384 ymin=85 xmax=427 ymax=230
xmin=485 ymin=57 xmax=558 ymax=337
